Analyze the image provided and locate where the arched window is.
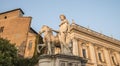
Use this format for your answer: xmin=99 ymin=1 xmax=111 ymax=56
xmin=0 ymin=26 xmax=4 ymax=33
xmin=98 ymin=52 xmax=102 ymax=62
xmin=81 ymin=43 xmax=89 ymax=58
xmin=97 ymin=48 xmax=104 ymax=63
xmin=111 ymin=53 xmax=118 ymax=65
xmin=28 ymin=40 xmax=33 ymax=50
xmin=112 ymin=56 xmax=116 ymax=65
xmin=82 ymin=49 xmax=86 ymax=58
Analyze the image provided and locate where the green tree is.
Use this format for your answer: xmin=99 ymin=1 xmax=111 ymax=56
xmin=16 ymin=55 xmax=39 ymax=66
xmin=0 ymin=36 xmax=40 ymax=66
xmin=0 ymin=38 xmax=17 ymax=66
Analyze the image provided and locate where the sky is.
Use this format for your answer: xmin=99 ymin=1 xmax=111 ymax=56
xmin=0 ymin=0 xmax=120 ymax=40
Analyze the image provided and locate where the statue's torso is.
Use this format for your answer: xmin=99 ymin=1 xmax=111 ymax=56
xmin=59 ymin=20 xmax=69 ymax=33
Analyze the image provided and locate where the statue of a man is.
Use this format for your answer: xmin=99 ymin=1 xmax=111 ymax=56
xmin=59 ymin=14 xmax=70 ymax=54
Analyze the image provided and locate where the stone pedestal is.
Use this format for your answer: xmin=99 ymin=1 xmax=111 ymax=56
xmin=38 ymin=54 xmax=87 ymax=66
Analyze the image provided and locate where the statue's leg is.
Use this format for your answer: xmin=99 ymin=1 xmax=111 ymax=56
xmin=62 ymin=33 xmax=66 ymax=54
xmin=47 ymin=42 xmax=52 ymax=54
xmin=37 ymin=44 xmax=40 ymax=53
xmin=58 ymin=33 xmax=66 ymax=54
xmin=58 ymin=34 xmax=63 ymax=54
xmin=47 ymin=43 xmax=49 ymax=54
xmin=51 ymin=42 xmax=55 ymax=54
xmin=61 ymin=43 xmax=64 ymax=54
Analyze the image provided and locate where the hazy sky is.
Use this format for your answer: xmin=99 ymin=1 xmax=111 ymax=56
xmin=0 ymin=0 xmax=120 ymax=40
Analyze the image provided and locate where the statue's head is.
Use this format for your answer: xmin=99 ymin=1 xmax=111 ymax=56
xmin=59 ymin=14 xmax=66 ymax=21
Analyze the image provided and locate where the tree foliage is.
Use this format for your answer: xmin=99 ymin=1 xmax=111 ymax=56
xmin=16 ymin=55 xmax=39 ymax=66
xmin=0 ymin=38 xmax=17 ymax=66
xmin=0 ymin=37 xmax=40 ymax=66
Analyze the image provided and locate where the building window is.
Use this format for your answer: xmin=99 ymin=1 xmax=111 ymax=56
xmin=112 ymin=56 xmax=117 ymax=65
xmin=0 ymin=26 xmax=4 ymax=33
xmin=74 ymin=63 xmax=78 ymax=66
xmin=82 ymin=49 xmax=86 ymax=58
xmin=60 ymin=62 xmax=65 ymax=66
xmin=68 ymin=63 xmax=72 ymax=66
xmin=98 ymin=53 xmax=102 ymax=62
xmin=4 ymin=16 xmax=7 ymax=19
xmin=28 ymin=40 xmax=32 ymax=50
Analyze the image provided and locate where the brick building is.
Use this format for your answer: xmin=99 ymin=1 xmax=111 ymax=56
xmin=0 ymin=8 xmax=38 ymax=58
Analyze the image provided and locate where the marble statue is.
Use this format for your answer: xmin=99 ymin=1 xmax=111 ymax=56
xmin=58 ymin=14 xmax=72 ymax=54
xmin=38 ymin=15 xmax=72 ymax=55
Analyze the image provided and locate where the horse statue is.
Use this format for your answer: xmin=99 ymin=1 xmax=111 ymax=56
xmin=38 ymin=25 xmax=60 ymax=55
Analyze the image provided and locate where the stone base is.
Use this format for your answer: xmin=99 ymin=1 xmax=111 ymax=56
xmin=37 ymin=54 xmax=87 ymax=66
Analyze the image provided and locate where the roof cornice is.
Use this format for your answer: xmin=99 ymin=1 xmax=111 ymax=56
xmin=70 ymin=23 xmax=120 ymax=45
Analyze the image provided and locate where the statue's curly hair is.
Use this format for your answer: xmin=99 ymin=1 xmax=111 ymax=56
xmin=59 ymin=14 xmax=66 ymax=19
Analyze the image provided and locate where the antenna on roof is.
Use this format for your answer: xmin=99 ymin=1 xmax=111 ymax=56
xmin=100 ymin=30 xmax=102 ymax=34
xmin=110 ymin=34 xmax=113 ymax=38
xmin=72 ymin=19 xmax=75 ymax=24
xmin=87 ymin=25 xmax=90 ymax=29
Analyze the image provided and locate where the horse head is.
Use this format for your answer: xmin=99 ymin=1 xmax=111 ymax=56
xmin=39 ymin=25 xmax=51 ymax=34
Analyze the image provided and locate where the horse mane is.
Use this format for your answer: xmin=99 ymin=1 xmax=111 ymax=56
xmin=42 ymin=25 xmax=53 ymax=34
